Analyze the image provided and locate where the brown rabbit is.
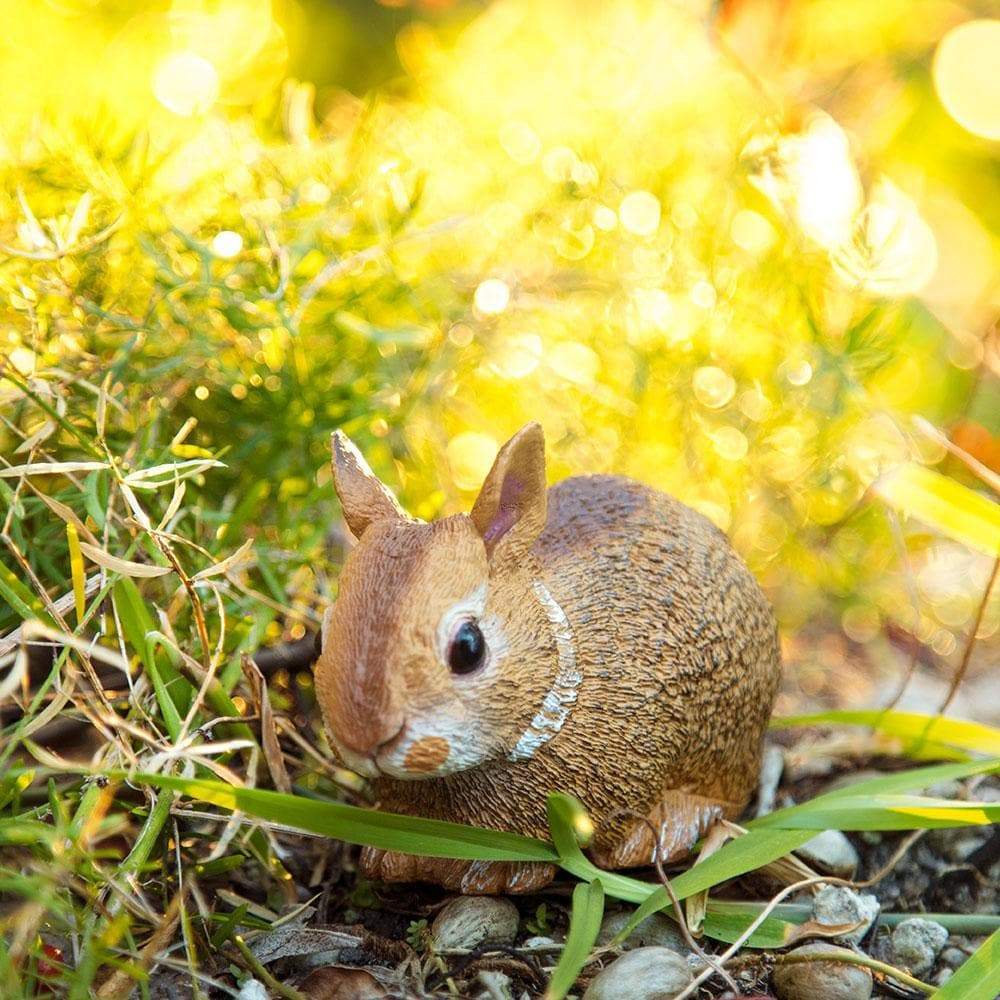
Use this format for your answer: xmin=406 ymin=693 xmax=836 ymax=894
xmin=314 ymin=422 xmax=781 ymax=893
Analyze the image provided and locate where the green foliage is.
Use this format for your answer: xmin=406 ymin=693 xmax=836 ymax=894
xmin=544 ymin=880 xmax=604 ymax=1000
xmin=1 ymin=1 xmax=999 ymax=995
xmin=931 ymin=930 xmax=1000 ymax=1000
xmin=405 ymin=919 xmax=430 ymax=952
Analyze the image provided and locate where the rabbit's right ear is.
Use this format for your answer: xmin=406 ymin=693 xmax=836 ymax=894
xmin=331 ymin=431 xmax=407 ymax=539
xmin=470 ymin=422 xmax=547 ymax=565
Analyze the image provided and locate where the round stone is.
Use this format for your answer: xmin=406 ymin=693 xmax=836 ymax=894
xmin=430 ymin=896 xmax=519 ymax=951
xmin=773 ymin=943 xmax=873 ymax=1000
xmin=812 ymin=885 xmax=880 ymax=944
xmin=890 ymin=918 xmax=949 ymax=975
xmin=796 ymin=830 xmax=860 ymax=878
xmin=583 ymin=947 xmax=693 ymax=1000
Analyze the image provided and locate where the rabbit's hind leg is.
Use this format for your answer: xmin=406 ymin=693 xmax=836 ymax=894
xmin=588 ymin=790 xmax=734 ymax=869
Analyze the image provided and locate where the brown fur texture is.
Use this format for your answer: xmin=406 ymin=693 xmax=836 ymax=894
xmin=314 ymin=424 xmax=781 ymax=891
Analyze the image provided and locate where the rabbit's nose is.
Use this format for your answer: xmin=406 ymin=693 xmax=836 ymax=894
xmin=337 ymin=711 xmax=405 ymax=757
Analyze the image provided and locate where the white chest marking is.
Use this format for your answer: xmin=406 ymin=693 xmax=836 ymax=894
xmin=509 ymin=580 xmax=580 ymax=762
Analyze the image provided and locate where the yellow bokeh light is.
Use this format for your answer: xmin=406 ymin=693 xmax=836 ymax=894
xmin=548 ymin=341 xmax=600 ymax=385
xmin=447 ymin=432 xmax=498 ymax=491
xmin=833 ymin=178 xmax=938 ymax=297
xmin=592 ymin=205 xmax=617 ymax=231
xmin=211 ymin=230 xmax=243 ymax=258
xmin=692 ymin=366 xmax=736 ymax=409
xmin=499 ymin=121 xmax=541 ymax=163
xmin=152 ymin=50 xmax=219 ymax=116
xmin=490 ymin=333 xmax=543 ymax=379
xmin=933 ymin=19 xmax=1000 ymax=141
xmin=749 ymin=113 xmax=862 ymax=250
xmin=619 ymin=190 xmax=661 ymax=237
xmin=730 ymin=209 xmax=776 ymax=254
xmin=711 ymin=425 xmax=749 ymax=462
xmin=474 ymin=278 xmax=511 ymax=315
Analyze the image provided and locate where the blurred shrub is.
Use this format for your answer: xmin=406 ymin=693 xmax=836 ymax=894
xmin=1 ymin=0 xmax=997 ymax=661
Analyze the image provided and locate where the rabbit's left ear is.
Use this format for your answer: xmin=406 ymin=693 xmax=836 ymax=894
xmin=470 ymin=422 xmax=547 ymax=564
xmin=331 ymin=431 xmax=408 ymax=539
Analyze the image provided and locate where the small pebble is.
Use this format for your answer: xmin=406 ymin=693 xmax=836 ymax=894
xmin=812 ymin=885 xmax=880 ymax=944
xmin=597 ymin=910 xmax=688 ymax=954
xmin=939 ymin=946 xmax=968 ymax=968
xmin=522 ymin=935 xmax=558 ymax=950
xmin=236 ymin=981 xmax=270 ymax=1000
xmin=431 ymin=897 xmax=519 ymax=951
xmin=890 ymin=918 xmax=949 ymax=975
xmin=796 ymin=830 xmax=860 ymax=878
xmin=476 ymin=969 xmax=514 ymax=1000
xmin=772 ymin=942 xmax=873 ymax=1000
xmin=583 ymin=947 xmax=693 ymax=999
xmin=927 ymin=828 xmax=989 ymax=863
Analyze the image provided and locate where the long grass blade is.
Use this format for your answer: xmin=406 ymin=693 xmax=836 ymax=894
xmin=772 ymin=710 xmax=1000 ymax=756
xmin=132 ymin=772 xmax=558 ymax=862
xmin=931 ymin=929 xmax=1000 ymax=1000
xmin=753 ymin=794 xmax=1000 ymax=830
xmin=544 ymin=879 xmax=605 ymax=1000
xmin=872 ymin=462 xmax=1000 ymax=556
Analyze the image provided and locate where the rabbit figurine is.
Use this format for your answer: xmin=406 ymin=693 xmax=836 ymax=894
xmin=315 ymin=422 xmax=781 ymax=893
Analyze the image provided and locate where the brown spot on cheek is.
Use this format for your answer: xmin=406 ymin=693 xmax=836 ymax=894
xmin=403 ymin=736 xmax=451 ymax=773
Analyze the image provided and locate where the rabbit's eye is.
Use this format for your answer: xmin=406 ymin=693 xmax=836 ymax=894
xmin=448 ymin=621 xmax=486 ymax=675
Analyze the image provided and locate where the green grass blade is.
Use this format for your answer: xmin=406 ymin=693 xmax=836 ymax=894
xmin=132 ymin=772 xmax=558 ymax=862
xmin=749 ymin=758 xmax=1000 ymax=833
xmin=872 ymin=462 xmax=1000 ymax=556
xmin=772 ymin=710 xmax=1000 ymax=756
xmin=931 ymin=929 xmax=1000 ymax=1000
xmin=702 ymin=905 xmax=798 ymax=948
xmin=544 ymin=879 xmax=605 ymax=1000
xmin=754 ymin=794 xmax=1000 ymax=831
xmin=612 ymin=828 xmax=814 ymax=944
xmin=0 ymin=562 xmax=51 ymax=623
xmin=815 ymin=758 xmax=1000 ymax=797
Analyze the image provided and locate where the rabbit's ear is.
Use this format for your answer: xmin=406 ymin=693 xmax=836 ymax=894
xmin=331 ymin=431 xmax=407 ymax=538
xmin=470 ymin=422 xmax=547 ymax=563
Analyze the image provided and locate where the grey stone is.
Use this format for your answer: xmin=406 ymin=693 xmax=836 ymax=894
xmin=597 ymin=910 xmax=688 ymax=954
xmin=431 ymin=897 xmax=519 ymax=951
xmin=812 ymin=886 xmax=880 ymax=944
xmin=939 ymin=946 xmax=967 ymax=968
xmin=476 ymin=970 xmax=514 ymax=1000
xmin=890 ymin=918 xmax=949 ymax=975
xmin=521 ymin=935 xmax=558 ymax=950
xmin=236 ymin=982 xmax=269 ymax=1000
xmin=583 ymin=947 xmax=693 ymax=1000
xmin=797 ymin=830 xmax=860 ymax=878
xmin=772 ymin=943 xmax=873 ymax=1000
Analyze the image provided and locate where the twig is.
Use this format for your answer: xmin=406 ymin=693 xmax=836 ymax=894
xmin=231 ymin=935 xmax=308 ymax=1000
xmin=774 ymin=946 xmax=934 ymax=994
xmin=599 ymin=808 xmax=739 ymax=994
xmin=934 ymin=554 xmax=998 ymax=719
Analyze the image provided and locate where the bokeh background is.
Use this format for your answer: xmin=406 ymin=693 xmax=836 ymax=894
xmin=1 ymin=0 xmax=998 ymax=719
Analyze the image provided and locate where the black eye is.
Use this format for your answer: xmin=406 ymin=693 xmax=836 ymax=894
xmin=448 ymin=621 xmax=486 ymax=675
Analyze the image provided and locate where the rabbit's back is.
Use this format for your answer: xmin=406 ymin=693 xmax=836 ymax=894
xmin=534 ymin=475 xmax=780 ymax=812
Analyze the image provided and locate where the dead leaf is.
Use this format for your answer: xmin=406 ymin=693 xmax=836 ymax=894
xmin=785 ymin=919 xmax=865 ymax=945
xmin=78 ymin=542 xmax=172 ymax=578
xmin=242 ymin=654 xmax=292 ymax=793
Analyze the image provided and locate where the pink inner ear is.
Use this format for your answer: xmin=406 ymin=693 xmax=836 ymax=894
xmin=483 ymin=473 xmax=523 ymax=544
